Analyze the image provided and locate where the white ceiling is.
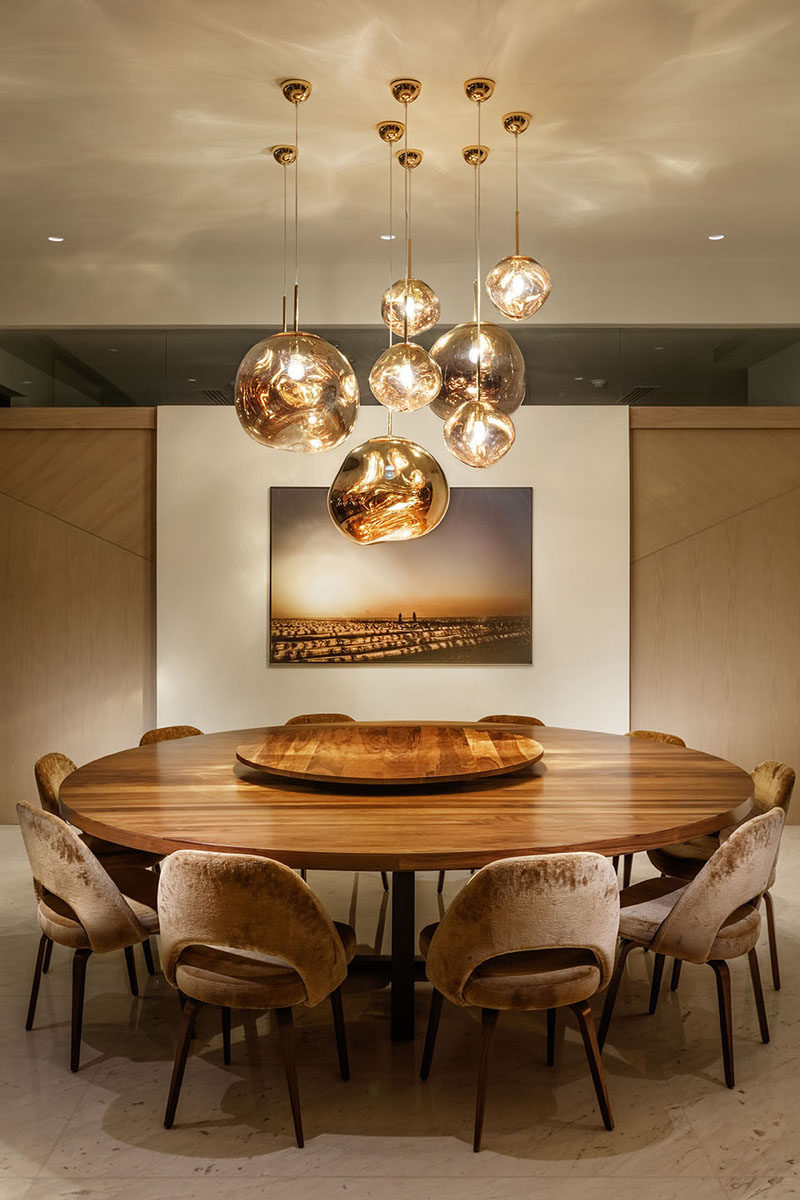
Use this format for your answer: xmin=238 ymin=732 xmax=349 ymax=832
xmin=3 ymin=0 xmax=800 ymax=326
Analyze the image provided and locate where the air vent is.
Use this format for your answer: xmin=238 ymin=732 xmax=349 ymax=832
xmin=620 ymin=385 xmax=659 ymax=406
xmin=201 ymin=388 xmax=234 ymax=406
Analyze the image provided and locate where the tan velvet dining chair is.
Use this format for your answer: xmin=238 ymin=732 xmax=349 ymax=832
xmin=158 ymin=849 xmax=356 ymax=1146
xmin=139 ymin=725 xmax=203 ymax=745
xmin=646 ymin=759 xmax=794 ymax=990
xmin=598 ymin=807 xmax=784 ymax=1089
xmin=419 ymin=851 xmax=620 ymax=1151
xmin=435 ymin=714 xmax=547 ymax=896
xmin=18 ymin=802 xmax=160 ymax=1071
xmin=614 ymin=730 xmax=687 ymax=888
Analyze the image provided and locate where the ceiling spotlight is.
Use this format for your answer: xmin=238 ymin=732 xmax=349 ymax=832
xmin=574 ymin=376 xmax=583 ymax=381
xmin=708 ymin=234 xmax=725 ymax=240
xmin=187 ymin=377 xmax=197 ymax=382
xmin=380 ymin=234 xmax=397 ymax=240
xmin=47 ymin=235 xmax=65 ymax=242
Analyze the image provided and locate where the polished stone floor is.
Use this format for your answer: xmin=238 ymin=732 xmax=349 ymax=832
xmin=1 ymin=826 xmax=799 ymax=1200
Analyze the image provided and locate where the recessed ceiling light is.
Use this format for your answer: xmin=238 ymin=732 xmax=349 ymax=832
xmin=47 ymin=235 xmax=65 ymax=242
xmin=108 ymin=347 xmax=119 ymax=353
xmin=574 ymin=376 xmax=583 ymax=381
xmin=21 ymin=380 xmax=32 ymax=385
xmin=187 ymin=377 xmax=197 ymax=382
xmin=654 ymin=345 xmax=665 ymax=351
xmin=708 ymin=233 xmax=725 ymax=240
xmin=380 ymin=234 xmax=397 ymax=240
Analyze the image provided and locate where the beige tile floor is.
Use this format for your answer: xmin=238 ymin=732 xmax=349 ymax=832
xmin=1 ymin=826 xmax=798 ymax=1200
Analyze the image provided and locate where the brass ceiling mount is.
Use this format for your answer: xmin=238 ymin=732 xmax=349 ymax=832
xmin=281 ymin=78 xmax=312 ymax=104
xmin=396 ymin=148 xmax=423 ymax=169
xmin=502 ymin=111 xmax=532 ymax=136
xmin=271 ymin=144 xmax=297 ymax=166
xmin=390 ymin=78 xmax=422 ymax=104
xmin=377 ymin=120 xmax=405 ymax=143
xmin=462 ymin=144 xmax=489 ymax=166
xmin=464 ymin=77 xmax=495 ymax=103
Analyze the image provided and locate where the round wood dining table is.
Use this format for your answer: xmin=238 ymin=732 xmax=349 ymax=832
xmin=59 ymin=724 xmax=755 ymax=1041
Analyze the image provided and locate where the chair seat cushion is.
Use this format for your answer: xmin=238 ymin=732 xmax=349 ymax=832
xmin=174 ymin=921 xmax=357 ymax=1010
xmin=619 ymin=876 xmax=761 ymax=960
xmin=38 ymin=893 xmax=91 ymax=948
xmin=37 ymin=866 xmax=159 ymax=948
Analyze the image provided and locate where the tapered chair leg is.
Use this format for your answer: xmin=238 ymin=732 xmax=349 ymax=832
xmin=164 ymin=997 xmax=203 ymax=1128
xmin=649 ymin=953 xmax=666 ymax=1014
xmin=26 ymin=934 xmax=49 ymax=1031
xmin=123 ymin=945 xmax=138 ymax=997
xmin=546 ymin=1007 xmax=556 ymax=1067
xmin=275 ymin=1007 xmax=304 ymax=1148
xmin=763 ymin=891 xmax=781 ymax=991
xmin=598 ymin=938 xmax=635 ymax=1050
xmin=622 ymin=854 xmax=633 ymax=888
xmin=70 ymin=948 xmax=92 ymax=1072
xmin=330 ymin=986 xmax=350 ymax=1081
xmin=380 ymin=871 xmax=389 ymax=891
xmin=142 ymin=938 xmax=156 ymax=977
xmin=300 ymin=869 xmax=307 ymax=882
xmin=709 ymin=959 xmax=735 ymax=1088
xmin=436 ymin=870 xmax=446 ymax=894
xmin=420 ymin=987 xmax=444 ymax=1081
xmin=612 ymin=855 xmax=620 ymax=873
xmin=42 ymin=937 xmax=54 ymax=975
xmin=473 ymin=1008 xmax=498 ymax=1152
xmin=670 ymin=957 xmax=683 ymax=991
xmin=221 ymin=1005 xmax=231 ymax=1064
xmin=571 ymin=1000 xmax=614 ymax=1130
xmin=747 ymin=949 xmax=770 ymax=1044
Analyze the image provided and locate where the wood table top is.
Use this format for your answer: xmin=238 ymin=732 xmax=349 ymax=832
xmin=59 ymin=724 xmax=755 ymax=870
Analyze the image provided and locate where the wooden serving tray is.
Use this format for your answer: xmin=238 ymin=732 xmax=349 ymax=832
xmin=236 ymin=721 xmax=544 ymax=787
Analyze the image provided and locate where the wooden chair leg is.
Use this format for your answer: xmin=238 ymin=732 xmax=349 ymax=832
xmin=670 ymin=957 xmax=683 ymax=991
xmin=473 ymin=1008 xmax=498 ymax=1152
xmin=26 ymin=934 xmax=49 ymax=1031
xmin=275 ymin=1007 xmax=304 ymax=1148
xmin=649 ymin=953 xmax=666 ymax=1014
xmin=709 ymin=959 xmax=735 ymax=1088
xmin=42 ymin=937 xmax=54 ymax=975
xmin=221 ymin=1006 xmax=231 ymax=1064
xmin=571 ymin=1000 xmax=614 ymax=1131
xmin=380 ymin=871 xmax=390 ymax=891
xmin=598 ymin=938 xmax=635 ymax=1050
xmin=164 ymin=997 xmax=203 ymax=1128
xmin=300 ymin=868 xmax=307 ymax=882
xmin=142 ymin=938 xmax=156 ymax=977
xmin=70 ymin=948 xmax=92 ymax=1072
xmin=420 ymin=987 xmax=444 ymax=1081
xmin=747 ymin=949 xmax=770 ymax=1044
xmin=612 ymin=855 xmax=620 ymax=872
xmin=546 ymin=1007 xmax=556 ymax=1067
xmin=123 ymin=944 xmax=138 ymax=997
xmin=330 ymin=986 xmax=350 ymax=1081
xmin=622 ymin=854 xmax=633 ymax=888
xmin=763 ymin=891 xmax=780 ymax=991
xmin=436 ymin=870 xmax=446 ymax=894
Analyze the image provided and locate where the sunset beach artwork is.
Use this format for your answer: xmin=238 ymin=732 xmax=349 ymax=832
xmin=269 ymin=486 xmax=532 ymax=665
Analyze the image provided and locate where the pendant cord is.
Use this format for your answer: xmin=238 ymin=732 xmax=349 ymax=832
xmin=293 ymin=101 xmax=299 ymax=330
xmin=514 ymin=131 xmax=520 ymax=255
xmin=387 ymin=136 xmax=394 ymax=437
xmin=403 ymin=99 xmax=410 ymax=346
xmin=475 ymin=99 xmax=482 ymax=402
xmin=282 ymin=163 xmax=288 ymax=331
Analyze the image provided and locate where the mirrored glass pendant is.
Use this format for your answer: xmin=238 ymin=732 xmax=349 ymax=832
xmin=443 ymin=400 xmax=516 ymax=468
xmin=429 ymin=322 xmax=525 ymax=420
xmin=369 ymin=342 xmax=442 ymax=412
xmin=328 ymin=435 xmax=449 ymax=545
xmin=486 ymin=254 xmax=551 ymax=320
xmin=235 ymin=331 xmax=359 ymax=452
xmin=381 ymin=278 xmax=440 ymax=338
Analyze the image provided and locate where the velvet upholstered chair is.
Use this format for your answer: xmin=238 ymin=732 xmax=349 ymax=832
xmin=139 ymin=725 xmax=203 ymax=745
xmin=612 ymin=731 xmax=688 ymax=888
xmin=419 ymin=851 xmax=620 ymax=1151
xmin=646 ymin=760 xmax=794 ymax=990
xmin=598 ymin=807 xmax=785 ymax=1089
xmin=158 ymin=849 xmax=356 ymax=1145
xmin=18 ymin=802 xmax=160 ymax=1071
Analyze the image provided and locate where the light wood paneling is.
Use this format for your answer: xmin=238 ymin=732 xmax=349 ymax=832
xmin=631 ymin=420 xmax=800 ymax=823
xmin=0 ymin=409 xmax=156 ymax=429
xmin=630 ymin=407 xmax=800 ymax=429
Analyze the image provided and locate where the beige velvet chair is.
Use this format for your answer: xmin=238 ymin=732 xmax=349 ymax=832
xmin=158 ymin=849 xmax=356 ymax=1146
xmin=646 ymin=760 xmax=794 ymax=990
xmin=598 ymin=807 xmax=784 ymax=1089
xmin=17 ymin=802 xmax=160 ymax=1071
xmin=139 ymin=725 xmax=203 ymax=745
xmin=419 ymin=851 xmax=619 ymax=1151
xmin=614 ymin=731 xmax=687 ymax=888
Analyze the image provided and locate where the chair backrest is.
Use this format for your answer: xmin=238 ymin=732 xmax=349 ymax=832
xmin=626 ymin=729 xmax=686 ymax=747
xmin=478 ymin=714 xmax=545 ymax=727
xmin=285 ymin=713 xmax=356 ymax=725
xmin=752 ymin=760 xmax=795 ymax=815
xmin=34 ymin=752 xmax=77 ymax=816
xmin=16 ymin=802 xmax=150 ymax=953
xmin=425 ymin=852 xmax=619 ymax=1006
xmin=139 ymin=725 xmax=203 ymax=746
xmin=158 ymin=850 xmax=348 ymax=1006
xmin=651 ymin=808 xmax=785 ymax=963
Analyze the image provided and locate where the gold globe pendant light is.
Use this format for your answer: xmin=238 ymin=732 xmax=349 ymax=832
xmin=439 ymin=80 xmax=517 ymax=469
xmin=429 ymin=321 xmax=525 ymax=419
xmin=486 ymin=110 xmax=551 ymax=321
xmin=235 ymin=79 xmax=359 ymax=453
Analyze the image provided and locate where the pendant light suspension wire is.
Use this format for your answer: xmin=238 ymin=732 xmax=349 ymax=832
xmin=403 ymin=99 xmax=410 ymax=346
xmin=514 ymin=128 xmax=520 ymax=255
xmin=282 ymin=161 xmax=288 ymax=331
xmin=474 ymin=97 xmax=482 ymax=402
xmin=387 ymin=134 xmax=395 ymax=437
xmin=293 ymin=99 xmax=300 ymax=331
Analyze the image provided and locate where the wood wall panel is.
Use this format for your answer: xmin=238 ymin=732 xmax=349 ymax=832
xmin=631 ymin=424 xmax=800 ymax=824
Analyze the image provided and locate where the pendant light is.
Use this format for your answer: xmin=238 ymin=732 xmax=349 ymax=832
xmin=235 ymin=79 xmax=359 ymax=453
xmin=439 ymin=79 xmax=517 ymax=468
xmin=486 ymin=110 xmax=551 ymax=320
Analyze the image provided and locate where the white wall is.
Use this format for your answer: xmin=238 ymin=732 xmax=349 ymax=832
xmin=157 ymin=405 xmax=629 ymax=733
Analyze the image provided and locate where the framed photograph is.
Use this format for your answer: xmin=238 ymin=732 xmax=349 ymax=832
xmin=269 ymin=486 xmax=532 ymax=665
